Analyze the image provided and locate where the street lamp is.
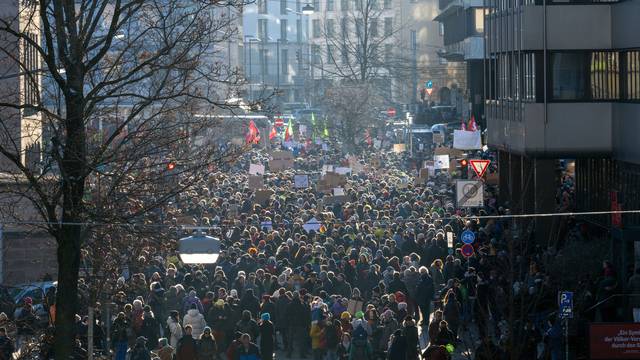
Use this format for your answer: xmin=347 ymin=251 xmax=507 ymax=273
xmin=302 ymin=3 xmax=315 ymax=15
xmin=178 ymin=228 xmax=221 ymax=264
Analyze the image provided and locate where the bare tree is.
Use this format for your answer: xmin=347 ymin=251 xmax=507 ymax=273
xmin=0 ymin=0 xmax=258 ymax=357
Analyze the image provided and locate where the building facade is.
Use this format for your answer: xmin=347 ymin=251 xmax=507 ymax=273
xmin=242 ymin=0 xmax=312 ymax=109
xmin=485 ymin=0 xmax=640 ymax=275
xmin=434 ymin=0 xmax=484 ymax=120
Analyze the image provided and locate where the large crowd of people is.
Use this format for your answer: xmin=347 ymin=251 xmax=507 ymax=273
xmin=0 ymin=138 xmax=600 ymax=360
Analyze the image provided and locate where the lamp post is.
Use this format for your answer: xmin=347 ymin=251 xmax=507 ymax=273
xmin=244 ymin=35 xmax=261 ymax=101
xmin=286 ymin=4 xmax=314 ymax=101
xmin=178 ymin=228 xmax=221 ymax=264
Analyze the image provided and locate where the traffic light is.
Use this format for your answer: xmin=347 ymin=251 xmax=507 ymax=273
xmin=167 ymin=161 xmax=176 ymax=171
xmin=458 ymin=159 xmax=468 ymax=179
xmin=296 ymin=50 xmax=301 ymax=62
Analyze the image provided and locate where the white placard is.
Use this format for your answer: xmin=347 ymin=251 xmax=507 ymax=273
xmin=322 ymin=143 xmax=329 ymax=151
xmin=373 ymin=139 xmax=382 ymax=149
xmin=294 ymin=174 xmax=310 ymax=188
xmin=322 ymin=165 xmax=334 ymax=174
xmin=303 ymin=217 xmax=321 ymax=233
xmin=335 ymin=167 xmax=352 ymax=175
xmin=249 ymin=163 xmax=265 ymax=175
xmin=453 ymin=130 xmax=482 ymax=150
xmin=434 ymin=155 xmax=450 ymax=170
xmin=333 ymin=187 xmax=345 ymax=196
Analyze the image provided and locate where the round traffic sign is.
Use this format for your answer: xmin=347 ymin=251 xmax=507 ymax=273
xmin=461 ymin=244 xmax=474 ymax=258
xmin=387 ymin=107 xmax=397 ymax=117
xmin=461 ymin=230 xmax=475 ymax=244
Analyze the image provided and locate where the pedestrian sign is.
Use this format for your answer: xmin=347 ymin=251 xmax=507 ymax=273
xmin=461 ymin=230 xmax=475 ymax=244
xmin=461 ymin=244 xmax=474 ymax=258
xmin=456 ymin=180 xmax=484 ymax=208
xmin=559 ymin=291 xmax=573 ymax=319
xmin=426 ymin=80 xmax=433 ymax=89
xmin=469 ymin=159 xmax=490 ymax=178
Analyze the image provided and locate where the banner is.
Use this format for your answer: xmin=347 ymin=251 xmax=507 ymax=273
xmin=453 ymin=130 xmax=482 ymax=150
xmin=590 ymin=323 xmax=640 ymax=359
xmin=249 ymin=163 xmax=265 ymax=176
xmin=294 ymin=174 xmax=310 ymax=188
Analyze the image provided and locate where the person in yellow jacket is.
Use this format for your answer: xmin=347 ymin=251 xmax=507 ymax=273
xmin=310 ymin=319 xmax=327 ymax=360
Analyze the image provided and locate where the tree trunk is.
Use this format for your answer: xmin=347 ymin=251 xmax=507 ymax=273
xmin=54 ymin=224 xmax=82 ymax=359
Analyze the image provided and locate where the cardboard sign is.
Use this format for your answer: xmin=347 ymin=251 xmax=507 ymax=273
xmin=248 ymin=175 xmax=264 ymax=189
xmin=231 ymin=137 xmax=244 ymax=146
xmin=433 ymin=132 xmax=444 ymax=145
xmin=393 ymin=144 xmax=406 ymax=153
xmin=254 ymin=189 xmax=274 ymax=206
xmin=269 ymin=150 xmax=295 ymax=171
xmin=335 ymin=167 xmax=352 ymax=175
xmin=434 ymin=147 xmax=464 ymax=157
xmin=322 ymin=165 xmax=334 ymax=174
xmin=373 ymin=139 xmax=382 ymax=149
xmin=294 ymin=174 xmax=310 ymax=188
xmin=249 ymin=163 xmax=265 ymax=175
xmin=333 ymin=188 xmax=345 ymax=196
xmin=434 ymin=155 xmax=450 ymax=169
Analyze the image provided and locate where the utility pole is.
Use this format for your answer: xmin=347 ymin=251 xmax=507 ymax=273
xmin=411 ymin=29 xmax=417 ymax=109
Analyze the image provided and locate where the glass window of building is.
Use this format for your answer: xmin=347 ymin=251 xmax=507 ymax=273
xmin=281 ymin=0 xmax=287 ymax=15
xmin=551 ymin=52 xmax=588 ymax=100
xmin=384 ymin=0 xmax=392 ymax=10
xmin=281 ymin=19 xmax=288 ymax=41
xmin=281 ymin=49 xmax=289 ymax=74
xmin=370 ymin=18 xmax=378 ymax=37
xmin=327 ymin=19 xmax=335 ymax=37
xmin=327 ymin=0 xmax=335 ymax=11
xmin=297 ymin=19 xmax=303 ymax=42
xmin=341 ymin=0 xmax=349 ymax=11
xmin=626 ymin=51 xmax=640 ymax=101
xmin=384 ymin=17 xmax=392 ymax=36
xmin=474 ymin=8 xmax=484 ymax=34
xmin=313 ymin=19 xmax=321 ymax=38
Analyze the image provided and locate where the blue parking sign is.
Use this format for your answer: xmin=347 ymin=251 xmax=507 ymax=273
xmin=559 ymin=291 xmax=573 ymax=319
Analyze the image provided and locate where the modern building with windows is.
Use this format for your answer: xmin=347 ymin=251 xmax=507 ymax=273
xmin=434 ymin=0 xmax=485 ymax=120
xmin=243 ymin=0 xmax=312 ymax=109
xmin=485 ymin=0 xmax=640 ymax=274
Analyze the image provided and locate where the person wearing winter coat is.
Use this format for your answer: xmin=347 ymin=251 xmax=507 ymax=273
xmin=111 ymin=312 xmax=130 ymax=360
xmin=402 ymin=317 xmax=420 ymax=360
xmin=197 ymin=327 xmax=218 ymax=360
xmin=183 ymin=290 xmax=205 ymax=315
xmin=415 ymin=269 xmax=435 ymax=326
xmin=166 ymin=310 xmax=183 ymax=348
xmin=442 ymin=290 xmax=461 ymax=338
xmin=428 ymin=311 xmax=444 ymax=346
xmin=176 ymin=325 xmax=198 ymax=360
xmin=156 ymin=338 xmax=175 ymax=360
xmin=131 ymin=299 xmax=145 ymax=337
xmin=183 ymin=304 xmax=207 ymax=339
xmin=378 ymin=310 xmax=399 ymax=352
xmin=234 ymin=333 xmax=261 ymax=360
xmin=236 ymin=310 xmax=259 ymax=341
xmin=433 ymin=321 xmax=456 ymax=347
xmin=258 ymin=313 xmax=275 ymax=360
xmin=127 ymin=336 xmax=152 ymax=360
xmin=386 ymin=329 xmax=406 ymax=360
xmin=141 ymin=306 xmax=160 ymax=350
xmin=309 ymin=319 xmax=326 ymax=360
xmin=165 ymin=286 xmax=184 ymax=314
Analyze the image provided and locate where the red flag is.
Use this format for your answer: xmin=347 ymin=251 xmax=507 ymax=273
xmin=365 ymin=129 xmax=373 ymax=146
xmin=269 ymin=126 xmax=277 ymax=140
xmin=468 ymin=115 xmax=478 ymax=131
xmin=246 ymin=120 xmax=260 ymax=144
xmin=460 ymin=121 xmax=467 ymax=131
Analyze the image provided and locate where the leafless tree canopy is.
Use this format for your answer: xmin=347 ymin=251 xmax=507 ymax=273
xmin=0 ymin=0 xmax=256 ymax=357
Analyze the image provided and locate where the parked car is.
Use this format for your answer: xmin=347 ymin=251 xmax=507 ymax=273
xmin=12 ymin=281 xmax=57 ymax=325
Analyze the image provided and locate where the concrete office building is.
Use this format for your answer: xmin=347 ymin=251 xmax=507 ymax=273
xmin=434 ymin=0 xmax=485 ymax=120
xmin=485 ymin=0 xmax=640 ymax=273
xmin=243 ymin=0 xmax=311 ymax=108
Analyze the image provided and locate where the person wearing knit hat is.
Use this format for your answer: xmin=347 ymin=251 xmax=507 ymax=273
xmin=259 ymin=311 xmax=275 ymax=360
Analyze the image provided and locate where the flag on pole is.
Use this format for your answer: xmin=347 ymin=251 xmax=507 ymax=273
xmin=269 ymin=126 xmax=277 ymax=140
xmin=468 ymin=115 xmax=478 ymax=131
xmin=460 ymin=120 xmax=467 ymax=131
xmin=284 ymin=119 xmax=293 ymax=141
xmin=322 ymin=116 xmax=329 ymax=138
xmin=246 ymin=120 xmax=260 ymax=144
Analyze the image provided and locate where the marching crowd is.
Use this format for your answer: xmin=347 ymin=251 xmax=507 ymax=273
xmin=0 ymin=140 xmax=584 ymax=360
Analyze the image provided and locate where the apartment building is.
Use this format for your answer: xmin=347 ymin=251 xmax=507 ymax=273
xmin=485 ymin=0 xmax=640 ymax=273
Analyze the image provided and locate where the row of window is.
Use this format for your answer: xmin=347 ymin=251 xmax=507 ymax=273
xmin=23 ymin=33 xmax=39 ymax=116
xmin=488 ymin=50 xmax=640 ymax=102
xmin=488 ymin=0 xmax=619 ymax=13
xmin=259 ymin=0 xmax=394 ymax=15
xmin=257 ymin=16 xmax=393 ymax=42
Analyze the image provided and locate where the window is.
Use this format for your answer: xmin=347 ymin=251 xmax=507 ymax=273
xmin=341 ymin=17 xmax=349 ymax=34
xmin=296 ymin=0 xmax=301 ymax=12
xmin=625 ymin=50 xmax=640 ymax=100
xmin=590 ymin=51 xmax=619 ymax=100
xmin=327 ymin=45 xmax=335 ymax=63
xmin=371 ymin=0 xmax=378 ymax=10
xmin=260 ymin=49 xmax=269 ymax=75
xmin=385 ymin=44 xmax=393 ymax=63
xmin=355 ymin=0 xmax=362 ymax=12
xmin=281 ymin=19 xmax=288 ymax=41
xmin=551 ymin=52 xmax=587 ymax=100
xmin=440 ymin=57 xmax=448 ymax=65
xmin=384 ymin=0 xmax=392 ymax=9
xmin=474 ymin=8 xmax=484 ymax=34
xmin=282 ymin=49 xmax=289 ymax=74
xmin=22 ymin=32 xmax=39 ymax=116
xmin=312 ymin=19 xmax=321 ymax=38
xmin=523 ymin=52 xmax=536 ymax=101
xmin=313 ymin=0 xmax=320 ymax=12
xmin=341 ymin=44 xmax=349 ymax=64
xmin=356 ymin=18 xmax=363 ymax=37
xmin=327 ymin=19 xmax=336 ymax=37
xmin=258 ymin=0 xmax=267 ymax=14
xmin=370 ymin=18 xmax=378 ymax=37
xmin=341 ymin=0 xmax=349 ymax=11
xmin=281 ymin=0 xmax=287 ymax=14
xmin=384 ymin=17 xmax=392 ymax=36
xmin=312 ymin=44 xmax=321 ymax=64
xmin=258 ymin=19 xmax=268 ymax=42
xmin=327 ymin=0 xmax=335 ymax=11
xmin=439 ymin=23 xmax=444 ymax=36
xmin=297 ymin=19 xmax=303 ymax=42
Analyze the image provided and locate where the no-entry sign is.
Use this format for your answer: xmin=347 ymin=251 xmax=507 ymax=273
xmin=387 ymin=107 xmax=396 ymax=117
xmin=461 ymin=244 xmax=474 ymax=258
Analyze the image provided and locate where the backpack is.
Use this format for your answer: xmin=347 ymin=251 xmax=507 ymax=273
xmin=351 ymin=325 xmax=369 ymax=359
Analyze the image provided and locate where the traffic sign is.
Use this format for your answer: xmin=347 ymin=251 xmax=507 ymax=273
xmin=461 ymin=244 xmax=474 ymax=258
xmin=470 ymin=159 xmax=491 ymax=178
xmin=274 ymin=118 xmax=284 ymax=127
xmin=461 ymin=230 xmax=475 ymax=244
xmin=426 ymin=88 xmax=433 ymax=96
xmin=426 ymin=80 xmax=433 ymax=89
xmin=456 ymin=180 xmax=484 ymax=207
xmin=559 ymin=291 xmax=573 ymax=319
xmin=387 ymin=107 xmax=397 ymax=117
